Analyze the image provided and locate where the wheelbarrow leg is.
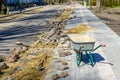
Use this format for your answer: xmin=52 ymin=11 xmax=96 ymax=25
xmin=76 ymin=51 xmax=82 ymax=67
xmin=86 ymin=51 xmax=94 ymax=67
xmin=89 ymin=53 xmax=94 ymax=67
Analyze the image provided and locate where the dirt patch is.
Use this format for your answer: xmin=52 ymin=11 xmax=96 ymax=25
xmin=90 ymin=7 xmax=120 ymax=35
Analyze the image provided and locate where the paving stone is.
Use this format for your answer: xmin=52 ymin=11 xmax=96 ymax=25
xmin=0 ymin=56 xmax=5 ymax=62
xmin=61 ymin=60 xmax=68 ymax=65
xmin=59 ymin=71 xmax=69 ymax=78
xmin=51 ymin=74 xmax=59 ymax=80
xmin=8 ymin=54 xmax=19 ymax=62
xmin=0 ymin=62 xmax=9 ymax=70
xmin=15 ymin=41 xmax=23 ymax=45
xmin=57 ymin=65 xmax=69 ymax=70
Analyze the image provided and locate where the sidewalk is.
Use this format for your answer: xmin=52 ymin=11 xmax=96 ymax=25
xmin=45 ymin=3 xmax=120 ymax=80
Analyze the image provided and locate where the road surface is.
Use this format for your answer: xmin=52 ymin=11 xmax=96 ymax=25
xmin=0 ymin=5 xmax=64 ymax=55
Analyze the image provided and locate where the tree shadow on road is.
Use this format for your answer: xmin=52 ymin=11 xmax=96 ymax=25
xmin=0 ymin=23 xmax=50 ymax=41
xmin=0 ymin=9 xmax=57 ymax=23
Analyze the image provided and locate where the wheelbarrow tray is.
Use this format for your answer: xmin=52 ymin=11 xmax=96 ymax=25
xmin=67 ymin=34 xmax=95 ymax=51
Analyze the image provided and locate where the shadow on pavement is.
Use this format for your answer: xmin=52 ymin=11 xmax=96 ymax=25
xmin=80 ymin=53 xmax=113 ymax=66
xmin=0 ymin=24 xmax=49 ymax=41
xmin=0 ymin=9 xmax=57 ymax=23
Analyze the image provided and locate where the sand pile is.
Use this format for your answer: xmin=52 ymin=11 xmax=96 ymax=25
xmin=64 ymin=24 xmax=93 ymax=34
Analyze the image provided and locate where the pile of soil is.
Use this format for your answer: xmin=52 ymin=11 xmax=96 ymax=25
xmin=91 ymin=7 xmax=120 ymax=35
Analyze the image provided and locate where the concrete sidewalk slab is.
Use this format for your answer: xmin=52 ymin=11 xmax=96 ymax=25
xmin=46 ymin=3 xmax=120 ymax=80
xmin=66 ymin=4 xmax=119 ymax=80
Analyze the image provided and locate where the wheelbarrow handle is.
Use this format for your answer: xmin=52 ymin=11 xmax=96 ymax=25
xmin=100 ymin=45 xmax=106 ymax=47
xmin=92 ymin=44 xmax=106 ymax=52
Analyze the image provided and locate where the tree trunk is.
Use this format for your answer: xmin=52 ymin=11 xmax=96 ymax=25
xmin=89 ymin=0 xmax=92 ymax=9
xmin=96 ymin=0 xmax=101 ymax=12
xmin=0 ymin=0 xmax=7 ymax=14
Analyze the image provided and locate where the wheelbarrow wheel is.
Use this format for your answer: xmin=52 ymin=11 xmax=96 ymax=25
xmin=76 ymin=53 xmax=82 ymax=67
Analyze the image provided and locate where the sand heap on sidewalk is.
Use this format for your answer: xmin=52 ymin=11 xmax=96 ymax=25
xmin=64 ymin=24 xmax=94 ymax=34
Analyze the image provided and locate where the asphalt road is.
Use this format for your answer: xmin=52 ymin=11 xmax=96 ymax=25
xmin=0 ymin=5 xmax=64 ymax=55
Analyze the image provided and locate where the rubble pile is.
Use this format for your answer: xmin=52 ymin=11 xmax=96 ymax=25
xmin=53 ymin=7 xmax=73 ymax=21
xmin=0 ymin=7 xmax=73 ymax=80
xmin=45 ymin=34 xmax=73 ymax=80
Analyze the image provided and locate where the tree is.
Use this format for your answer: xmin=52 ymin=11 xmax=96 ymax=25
xmin=88 ymin=0 xmax=92 ymax=9
xmin=0 ymin=0 xmax=7 ymax=14
xmin=96 ymin=0 xmax=101 ymax=12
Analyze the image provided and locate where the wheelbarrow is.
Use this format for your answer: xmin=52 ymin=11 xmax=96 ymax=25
xmin=67 ymin=34 xmax=105 ymax=67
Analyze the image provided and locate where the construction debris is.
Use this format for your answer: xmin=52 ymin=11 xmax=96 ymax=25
xmin=61 ymin=60 xmax=68 ymax=65
xmin=0 ymin=6 xmax=72 ymax=80
xmin=0 ymin=56 xmax=5 ymax=62
xmin=0 ymin=62 xmax=9 ymax=70
xmin=57 ymin=65 xmax=69 ymax=70
xmin=8 ymin=54 xmax=19 ymax=62
xmin=59 ymin=71 xmax=69 ymax=78
xmin=51 ymin=74 xmax=59 ymax=80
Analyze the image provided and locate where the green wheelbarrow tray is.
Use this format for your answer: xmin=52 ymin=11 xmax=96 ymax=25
xmin=67 ymin=34 xmax=105 ymax=67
